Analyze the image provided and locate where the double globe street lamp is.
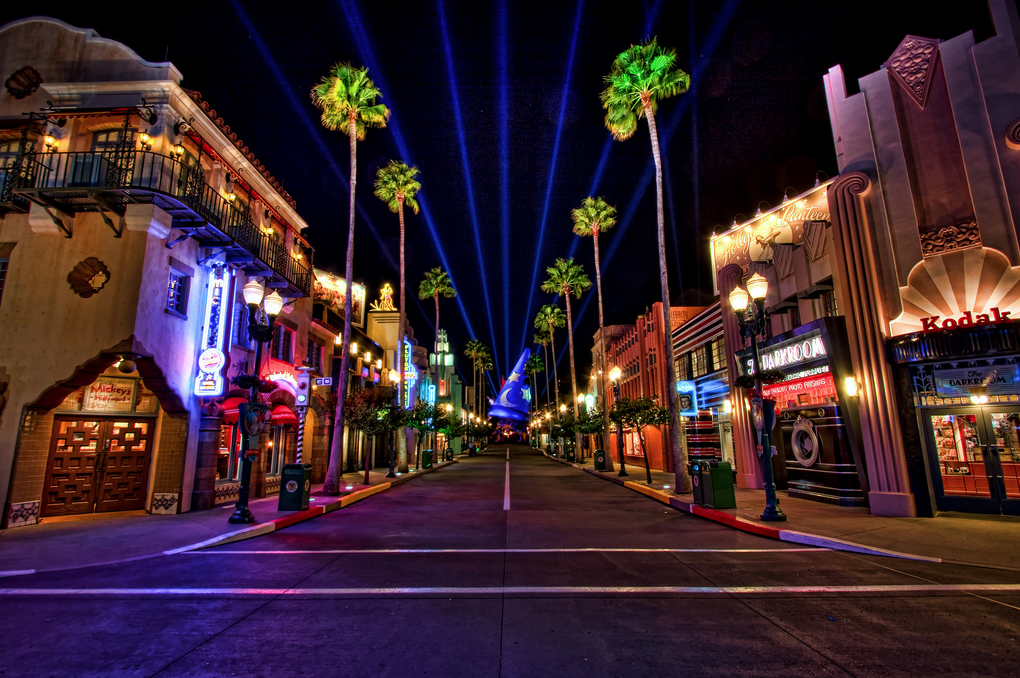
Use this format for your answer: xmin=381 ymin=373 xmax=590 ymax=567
xmin=229 ymin=278 xmax=285 ymax=525
xmin=608 ymin=365 xmax=627 ymax=477
xmin=728 ymin=272 xmax=786 ymax=522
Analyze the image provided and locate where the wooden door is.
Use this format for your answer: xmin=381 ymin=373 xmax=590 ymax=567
xmin=43 ymin=418 xmax=104 ymax=516
xmin=43 ymin=416 xmax=155 ymax=517
xmin=94 ymin=419 xmax=154 ymax=512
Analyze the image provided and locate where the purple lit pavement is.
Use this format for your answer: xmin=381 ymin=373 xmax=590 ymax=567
xmin=1 ymin=445 xmax=1019 ymax=677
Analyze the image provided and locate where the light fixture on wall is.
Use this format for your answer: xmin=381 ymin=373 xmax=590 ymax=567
xmin=43 ymin=135 xmax=55 ymax=152
xmin=350 ymin=341 xmax=358 ymax=356
xmin=139 ymin=132 xmax=152 ymax=151
xmin=172 ymin=143 xmax=184 ymax=158
xmin=844 ymin=377 xmax=860 ymax=398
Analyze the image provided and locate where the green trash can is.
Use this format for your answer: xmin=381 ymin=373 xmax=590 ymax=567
xmin=278 ymin=463 xmax=312 ymax=511
xmin=421 ymin=449 xmax=433 ymax=469
xmin=445 ymin=448 xmax=454 ymax=461
xmin=705 ymin=461 xmax=736 ymax=509
xmin=593 ymin=449 xmax=607 ymax=471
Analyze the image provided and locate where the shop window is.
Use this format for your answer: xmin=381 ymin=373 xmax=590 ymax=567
xmin=307 ymin=337 xmax=324 ymax=373
xmin=711 ymin=337 xmax=727 ymax=372
xmin=217 ymin=425 xmax=242 ymax=482
xmin=822 ymin=290 xmax=838 ymax=317
xmin=91 ymin=127 xmax=136 ymax=153
xmin=232 ymin=301 xmax=254 ymax=350
xmin=272 ymin=324 xmax=294 ymax=363
xmin=0 ymin=257 xmax=8 ymax=309
xmin=692 ymin=346 xmax=708 ymax=379
xmin=268 ymin=426 xmax=287 ymax=475
xmin=165 ymin=268 xmax=190 ymax=318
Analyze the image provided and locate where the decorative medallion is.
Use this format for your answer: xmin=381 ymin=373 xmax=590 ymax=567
xmin=4 ymin=66 xmax=42 ymax=99
xmin=886 ymin=35 xmax=939 ymax=109
xmin=918 ymin=220 xmax=981 ymax=258
xmin=67 ymin=257 xmax=111 ymax=298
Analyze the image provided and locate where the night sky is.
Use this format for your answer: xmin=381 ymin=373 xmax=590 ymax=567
xmin=1 ymin=1 xmax=997 ymax=393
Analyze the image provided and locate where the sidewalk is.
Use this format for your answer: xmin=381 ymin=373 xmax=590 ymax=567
xmin=0 ymin=460 xmax=457 ymax=577
xmin=547 ymin=450 xmax=1020 ymax=571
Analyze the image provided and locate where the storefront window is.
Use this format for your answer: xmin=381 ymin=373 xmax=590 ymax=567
xmin=268 ymin=426 xmax=288 ymax=475
xmin=217 ymin=424 xmax=241 ymax=482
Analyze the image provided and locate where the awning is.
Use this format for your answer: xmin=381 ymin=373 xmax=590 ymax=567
xmin=221 ymin=397 xmax=245 ymax=424
xmin=271 ymin=404 xmax=298 ymax=426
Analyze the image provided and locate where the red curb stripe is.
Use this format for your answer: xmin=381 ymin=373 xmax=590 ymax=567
xmin=691 ymin=506 xmax=782 ymax=539
xmin=270 ymin=505 xmax=325 ymax=531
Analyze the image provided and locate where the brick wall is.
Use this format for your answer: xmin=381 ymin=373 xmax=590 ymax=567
xmin=7 ymin=409 xmax=55 ymax=504
xmin=152 ymin=411 xmax=188 ymax=495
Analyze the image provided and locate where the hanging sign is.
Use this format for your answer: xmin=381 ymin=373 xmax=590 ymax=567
xmin=677 ymin=380 xmax=699 ymax=416
xmin=194 ymin=267 xmax=228 ymax=397
xmin=84 ymin=377 xmax=135 ymax=412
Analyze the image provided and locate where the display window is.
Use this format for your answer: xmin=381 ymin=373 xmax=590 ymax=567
xmin=925 ymin=409 xmax=1020 ymax=505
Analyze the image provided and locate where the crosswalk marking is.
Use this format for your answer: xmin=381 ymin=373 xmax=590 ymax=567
xmin=2 ymin=584 xmax=1018 ymax=596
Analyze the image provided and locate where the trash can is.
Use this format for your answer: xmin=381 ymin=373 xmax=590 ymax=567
xmin=444 ymin=448 xmax=454 ymax=461
xmin=593 ymin=449 xmax=607 ymax=471
xmin=421 ymin=449 xmax=433 ymax=469
xmin=705 ymin=461 xmax=736 ymax=509
xmin=278 ymin=463 xmax=312 ymax=511
xmin=566 ymin=448 xmax=576 ymax=462
xmin=688 ymin=455 xmax=716 ymax=506
xmin=468 ymin=444 xmax=477 ymax=457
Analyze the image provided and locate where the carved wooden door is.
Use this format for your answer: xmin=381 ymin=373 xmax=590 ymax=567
xmin=43 ymin=417 xmax=155 ymax=517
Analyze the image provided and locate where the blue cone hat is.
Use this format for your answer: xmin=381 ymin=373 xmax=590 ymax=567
xmin=488 ymin=349 xmax=531 ymax=422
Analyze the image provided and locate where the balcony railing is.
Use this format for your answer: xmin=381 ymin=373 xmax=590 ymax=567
xmin=11 ymin=150 xmax=311 ymax=294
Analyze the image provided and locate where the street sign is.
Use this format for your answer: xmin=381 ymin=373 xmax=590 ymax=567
xmin=315 ymin=377 xmax=332 ymax=386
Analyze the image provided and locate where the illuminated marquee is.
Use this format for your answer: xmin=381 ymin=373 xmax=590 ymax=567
xmin=746 ymin=331 xmax=827 ymax=375
xmin=402 ymin=339 xmax=417 ymax=408
xmin=194 ymin=267 xmax=229 ymax=396
xmin=312 ymin=268 xmax=367 ymax=328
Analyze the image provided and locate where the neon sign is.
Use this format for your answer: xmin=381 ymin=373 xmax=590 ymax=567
xmin=403 ymin=339 xmax=417 ymax=408
xmin=677 ymin=380 xmax=698 ymax=416
xmin=194 ymin=267 xmax=228 ymax=396
xmin=264 ymin=370 xmax=297 ymax=393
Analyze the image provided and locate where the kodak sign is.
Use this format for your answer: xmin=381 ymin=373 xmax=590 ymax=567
xmin=920 ymin=307 xmax=1012 ymax=333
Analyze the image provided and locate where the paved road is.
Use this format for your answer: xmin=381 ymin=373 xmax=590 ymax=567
xmin=2 ymin=445 xmax=1019 ymax=677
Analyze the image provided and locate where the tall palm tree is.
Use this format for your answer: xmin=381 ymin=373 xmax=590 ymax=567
xmin=464 ymin=339 xmax=486 ymax=418
xmin=418 ymin=267 xmax=456 ymax=428
xmin=524 ymin=353 xmax=544 ymax=420
xmin=311 ymin=62 xmax=389 ymax=495
xmin=541 ymin=258 xmax=592 ymax=459
xmin=571 ymin=196 xmax=617 ymax=458
xmin=533 ymin=328 xmax=552 ymax=412
xmin=601 ymin=38 xmax=691 ymax=491
xmin=374 ymin=160 xmax=420 ymax=473
xmin=534 ymin=304 xmax=566 ymax=416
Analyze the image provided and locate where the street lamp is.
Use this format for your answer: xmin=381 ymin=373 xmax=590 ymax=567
xmin=729 ymin=272 xmax=786 ymax=522
xmin=230 ymin=279 xmax=285 ymax=524
xmin=609 ymin=366 xmax=627 ymax=477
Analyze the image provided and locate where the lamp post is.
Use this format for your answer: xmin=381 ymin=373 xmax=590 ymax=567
xmin=729 ymin=272 xmax=786 ymax=522
xmin=559 ymin=403 xmax=568 ymax=460
xmin=609 ymin=366 xmax=627 ymax=477
xmin=230 ymin=279 xmax=284 ymax=524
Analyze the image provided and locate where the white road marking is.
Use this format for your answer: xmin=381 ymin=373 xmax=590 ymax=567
xmin=504 ymin=460 xmax=511 ymax=511
xmin=183 ymin=547 xmax=824 ymax=555
xmin=2 ymin=584 xmax=1019 ymax=596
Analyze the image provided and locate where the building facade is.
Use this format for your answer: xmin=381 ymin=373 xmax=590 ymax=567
xmin=0 ymin=18 xmax=319 ymax=526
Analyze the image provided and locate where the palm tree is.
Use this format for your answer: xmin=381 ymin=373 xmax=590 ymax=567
xmin=601 ymin=38 xmax=691 ymax=492
xmin=541 ymin=258 xmax=592 ymax=460
xmin=533 ymin=328 xmax=552 ymax=412
xmin=534 ymin=304 xmax=566 ymax=417
xmin=524 ymin=353 xmax=544 ymax=420
xmin=464 ymin=339 xmax=487 ymax=418
xmin=374 ymin=160 xmax=420 ymax=473
xmin=418 ymin=267 xmax=457 ymax=435
xmin=571 ymin=196 xmax=617 ymax=458
xmin=312 ymin=62 xmax=389 ymax=495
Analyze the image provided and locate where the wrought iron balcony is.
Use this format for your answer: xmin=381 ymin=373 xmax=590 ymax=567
xmin=0 ymin=162 xmax=31 ymax=215
xmin=10 ymin=149 xmax=311 ymax=296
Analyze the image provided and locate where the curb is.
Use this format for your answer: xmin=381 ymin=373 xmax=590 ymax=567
xmin=165 ymin=459 xmax=458 ymax=554
xmin=544 ymin=452 xmax=942 ymax=563
xmin=0 ymin=459 xmax=459 ymax=578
